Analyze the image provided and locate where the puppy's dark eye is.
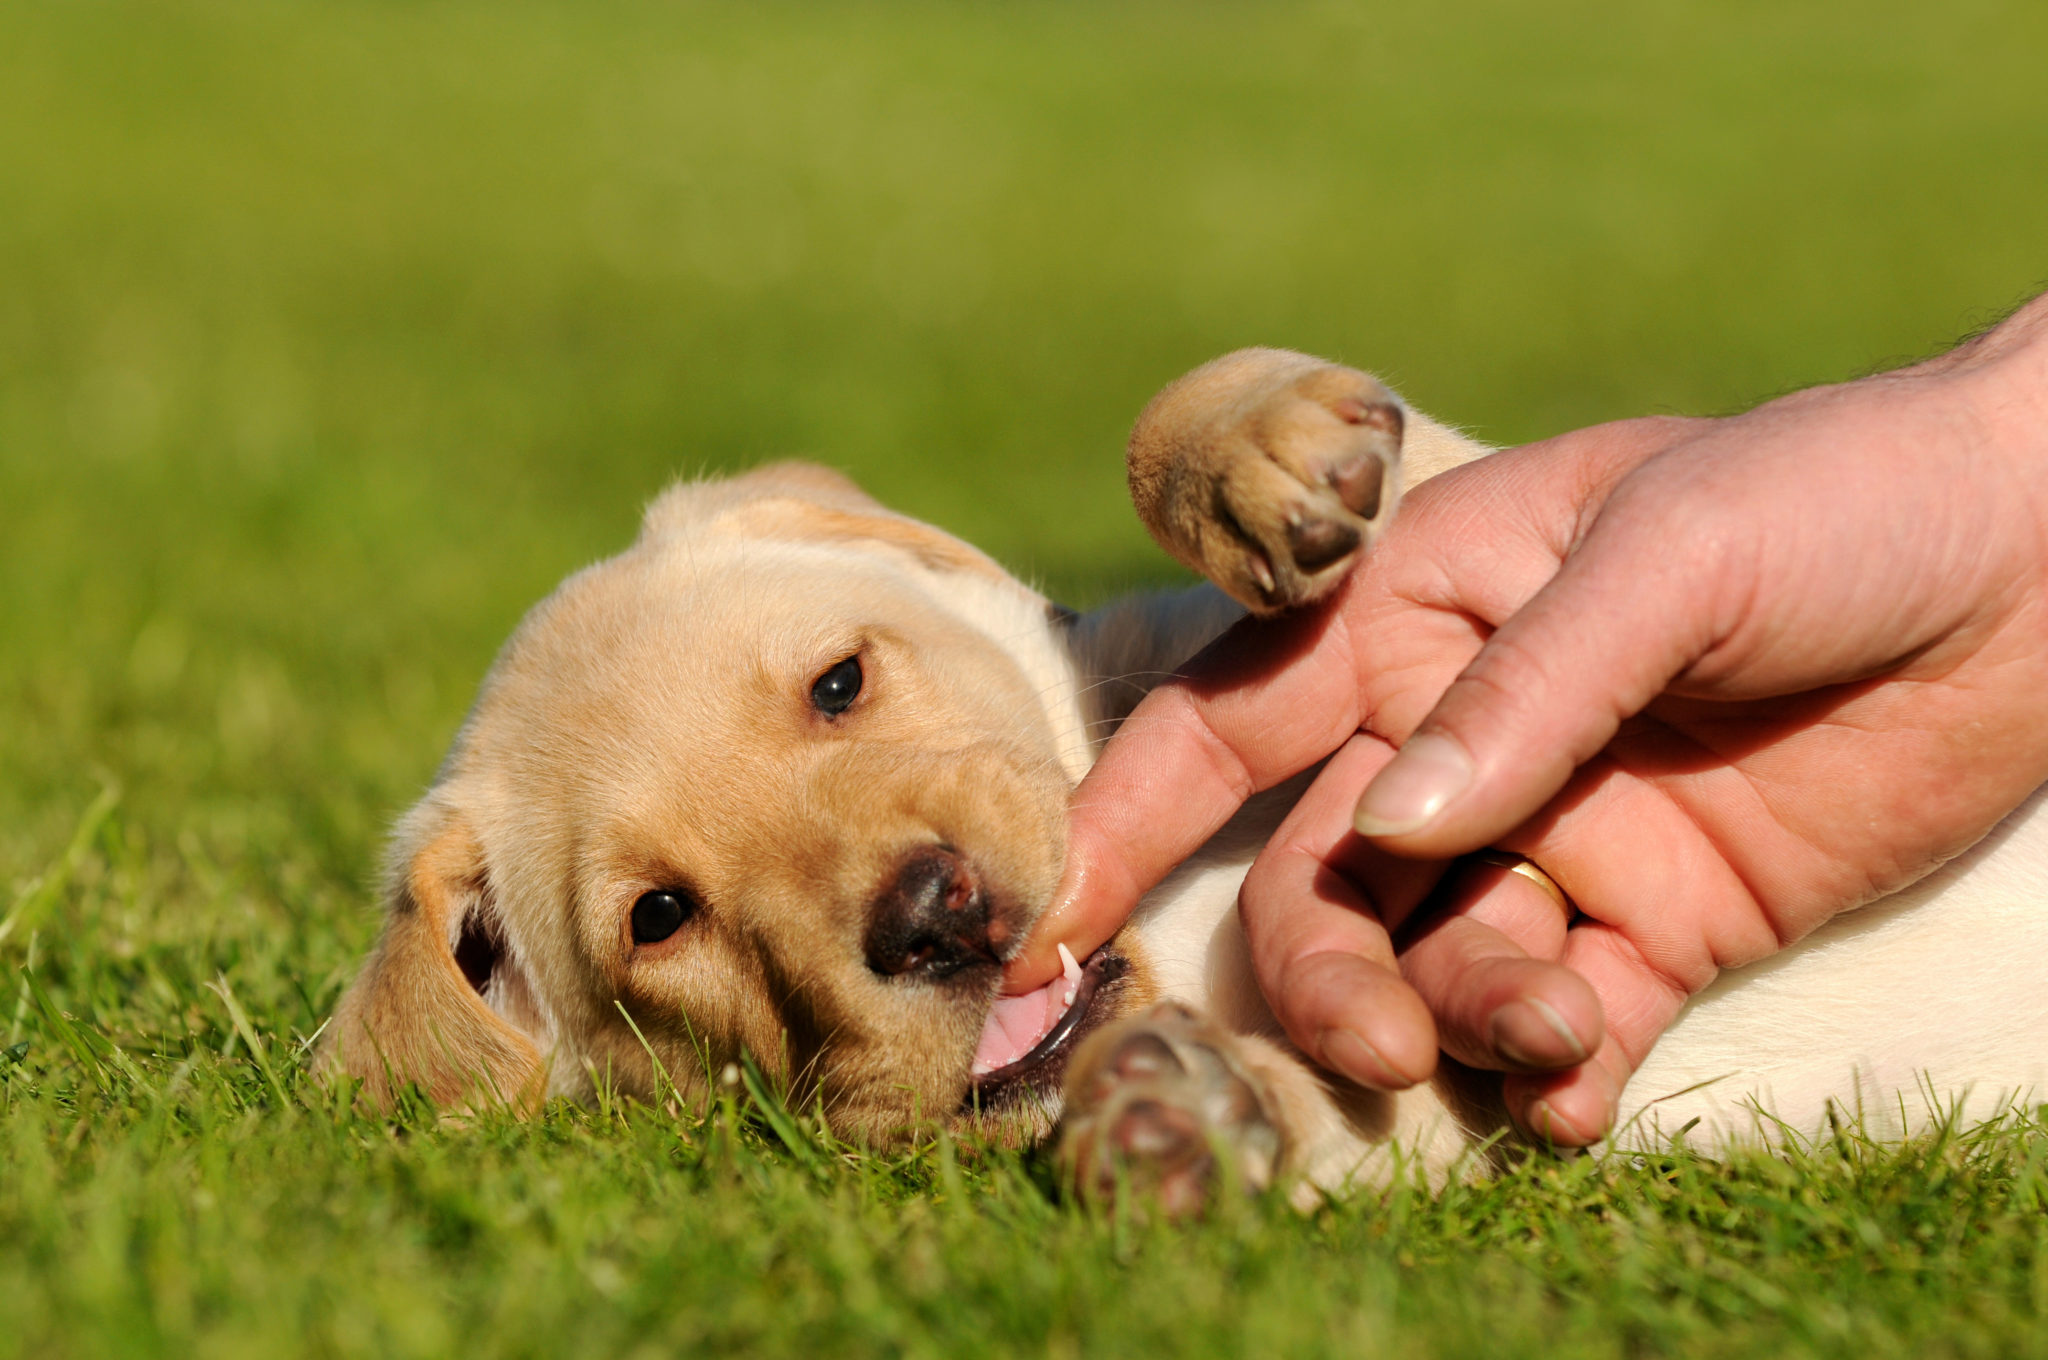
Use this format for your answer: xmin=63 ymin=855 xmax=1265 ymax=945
xmin=631 ymin=890 xmax=695 ymax=945
xmin=810 ymin=655 xmax=863 ymax=716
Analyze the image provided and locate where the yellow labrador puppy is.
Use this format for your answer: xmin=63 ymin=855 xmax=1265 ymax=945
xmin=323 ymin=351 xmax=2048 ymax=1212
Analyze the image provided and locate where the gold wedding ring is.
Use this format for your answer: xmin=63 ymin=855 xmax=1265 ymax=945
xmin=1469 ymin=849 xmax=1573 ymax=915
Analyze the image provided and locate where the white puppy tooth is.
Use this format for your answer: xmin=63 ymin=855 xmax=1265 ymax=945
xmin=1058 ymin=942 xmax=1082 ymax=1006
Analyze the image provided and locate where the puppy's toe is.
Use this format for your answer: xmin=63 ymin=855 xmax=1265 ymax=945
xmin=1104 ymin=1099 xmax=1215 ymax=1220
xmin=1327 ymin=445 xmax=1388 ymax=520
xmin=1285 ymin=509 xmax=1360 ymax=574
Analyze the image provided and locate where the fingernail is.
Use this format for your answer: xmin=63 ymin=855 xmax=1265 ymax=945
xmin=1488 ymin=999 xmax=1589 ymax=1069
xmin=1523 ymin=1096 xmax=1605 ymax=1148
xmin=1522 ymin=1099 xmax=1586 ymax=1146
xmin=1317 ymin=1027 xmax=1402 ymax=1090
xmin=1353 ymin=732 xmax=1474 ymax=836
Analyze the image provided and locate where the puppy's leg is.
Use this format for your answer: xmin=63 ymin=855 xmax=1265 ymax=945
xmin=1055 ymin=1000 xmax=1293 ymax=1218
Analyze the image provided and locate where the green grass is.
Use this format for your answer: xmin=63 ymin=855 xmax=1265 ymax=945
xmin=3 ymin=1 xmax=2047 ymax=1354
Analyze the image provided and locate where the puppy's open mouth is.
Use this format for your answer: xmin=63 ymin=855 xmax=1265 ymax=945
xmin=964 ymin=947 xmax=1128 ymax=1110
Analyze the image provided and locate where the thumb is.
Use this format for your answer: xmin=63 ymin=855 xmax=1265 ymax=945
xmin=1352 ymin=487 xmax=1728 ymax=857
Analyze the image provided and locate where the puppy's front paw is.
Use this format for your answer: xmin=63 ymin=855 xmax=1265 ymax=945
xmin=1055 ymin=1001 xmax=1283 ymax=1219
xmin=1128 ymin=349 xmax=1404 ymax=614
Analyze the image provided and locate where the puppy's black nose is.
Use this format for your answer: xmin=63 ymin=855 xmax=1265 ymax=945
xmin=863 ymin=847 xmax=997 ymax=981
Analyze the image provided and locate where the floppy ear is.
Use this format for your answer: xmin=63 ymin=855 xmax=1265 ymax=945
xmin=641 ymin=460 xmax=1014 ymax=582
xmin=319 ymin=807 xmax=546 ymax=1114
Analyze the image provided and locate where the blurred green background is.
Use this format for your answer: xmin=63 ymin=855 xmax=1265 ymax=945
xmin=3 ymin=3 xmax=2047 ymax=1353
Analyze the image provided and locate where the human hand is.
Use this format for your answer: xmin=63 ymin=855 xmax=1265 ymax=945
xmin=1009 ymin=296 xmax=2048 ymax=1143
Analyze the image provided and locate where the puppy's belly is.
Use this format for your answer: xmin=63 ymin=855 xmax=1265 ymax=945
xmin=1620 ymin=783 xmax=2048 ymax=1147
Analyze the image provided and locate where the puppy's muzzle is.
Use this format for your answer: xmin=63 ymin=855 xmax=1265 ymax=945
xmin=862 ymin=846 xmax=1000 ymax=981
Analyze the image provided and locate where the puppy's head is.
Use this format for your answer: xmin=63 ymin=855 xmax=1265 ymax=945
xmin=322 ymin=463 xmax=1118 ymax=1137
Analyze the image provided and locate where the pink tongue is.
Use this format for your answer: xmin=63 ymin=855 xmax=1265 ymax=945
xmin=971 ymin=980 xmax=1068 ymax=1076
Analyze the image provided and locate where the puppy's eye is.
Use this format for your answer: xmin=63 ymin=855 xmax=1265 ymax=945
xmin=631 ymin=890 xmax=696 ymax=945
xmin=810 ymin=655 xmax=863 ymax=716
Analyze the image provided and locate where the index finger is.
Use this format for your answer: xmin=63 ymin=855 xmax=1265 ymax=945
xmin=1005 ymin=600 xmax=1371 ymax=992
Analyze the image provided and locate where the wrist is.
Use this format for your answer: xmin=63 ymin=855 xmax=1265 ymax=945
xmin=1912 ymin=295 xmax=2048 ymax=532
xmin=1976 ymin=290 xmax=2048 ymax=368
xmin=1966 ymin=293 xmax=2048 ymax=490
xmin=1941 ymin=290 xmax=2048 ymax=424
xmin=1960 ymin=300 xmax=2048 ymax=678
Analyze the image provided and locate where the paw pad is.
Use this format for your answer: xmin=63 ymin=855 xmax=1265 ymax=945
xmin=1055 ymin=1002 xmax=1283 ymax=1219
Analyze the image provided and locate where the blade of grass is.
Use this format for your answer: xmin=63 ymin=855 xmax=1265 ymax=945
xmin=0 ymin=782 xmax=119 ymax=950
xmin=613 ymin=999 xmax=688 ymax=1120
xmin=738 ymin=1052 xmax=825 ymax=1173
xmin=206 ymin=973 xmax=295 ymax=1116
xmin=20 ymin=967 xmax=148 ymax=1094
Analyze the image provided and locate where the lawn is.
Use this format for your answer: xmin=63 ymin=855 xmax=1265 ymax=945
xmin=3 ymin=2 xmax=2047 ymax=1355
